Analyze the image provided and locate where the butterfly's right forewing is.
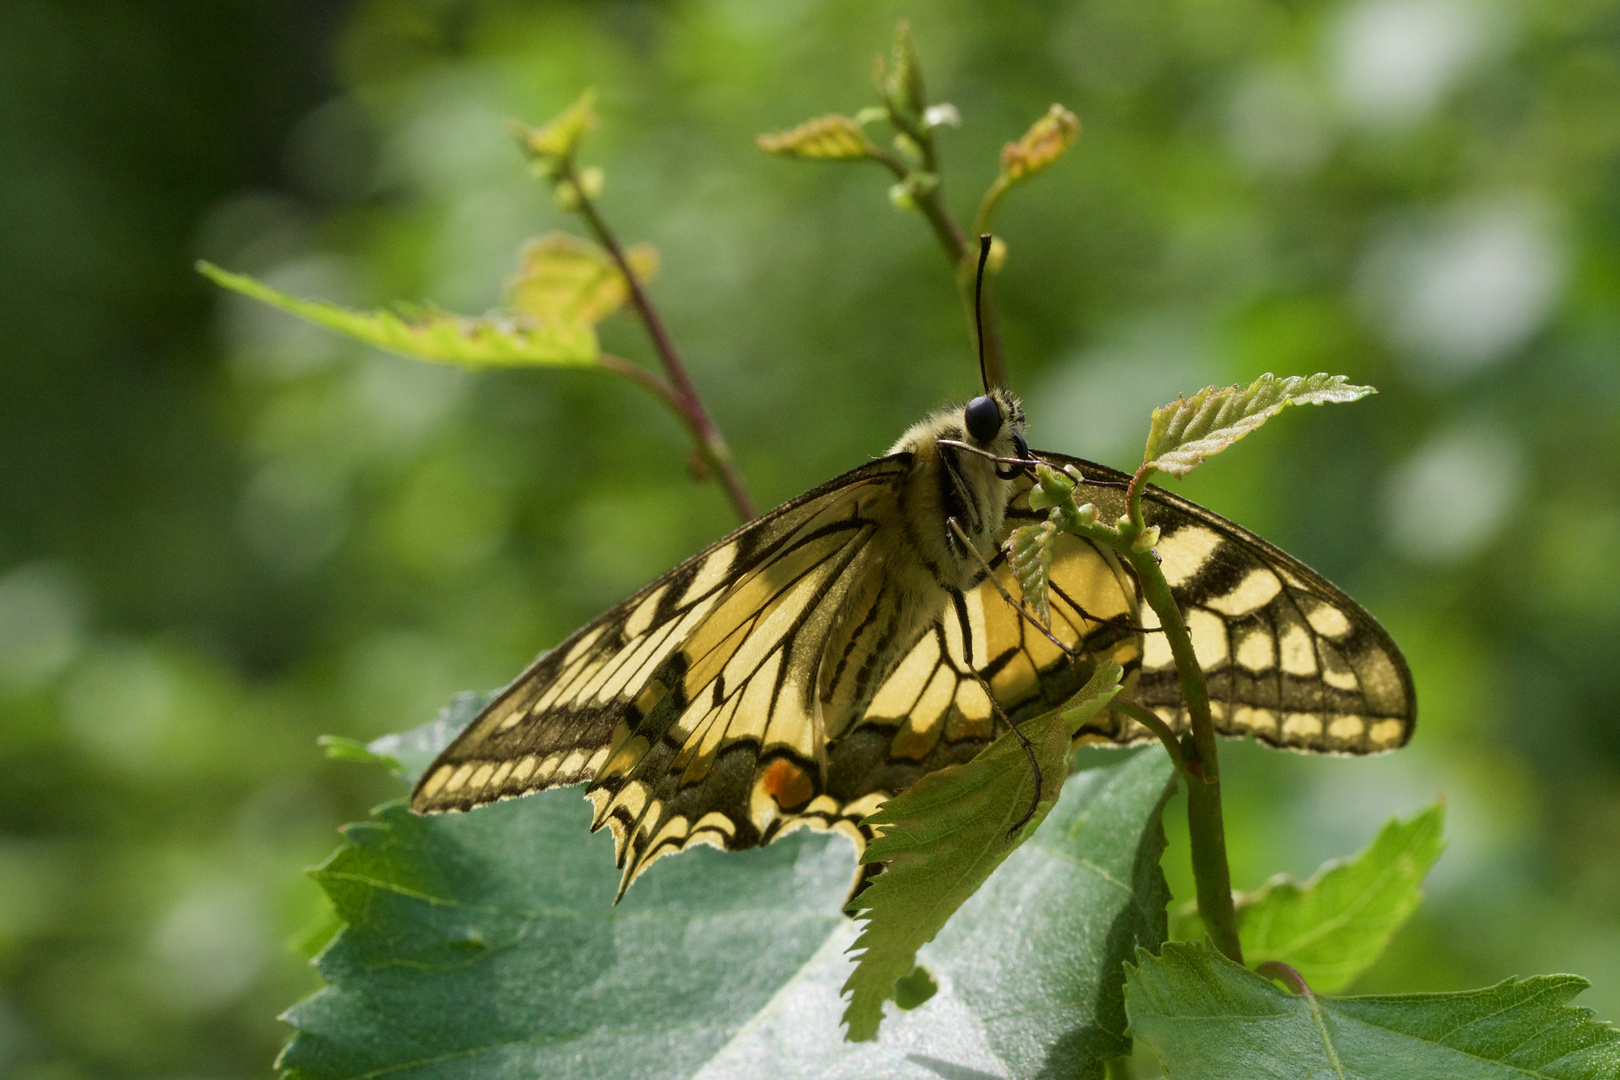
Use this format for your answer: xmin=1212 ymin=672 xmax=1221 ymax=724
xmin=410 ymin=456 xmax=914 ymax=816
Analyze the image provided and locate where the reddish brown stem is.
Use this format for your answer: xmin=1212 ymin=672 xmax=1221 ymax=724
xmin=568 ymin=172 xmax=757 ymax=522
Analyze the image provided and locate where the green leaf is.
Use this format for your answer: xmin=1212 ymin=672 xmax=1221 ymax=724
xmin=1126 ymin=941 xmax=1620 ymax=1079
xmin=365 ymin=690 xmax=491 ymax=783
xmin=1239 ymin=801 xmax=1446 ymax=993
xmin=284 ymin=705 xmax=1176 ymax=1079
xmin=841 ymin=664 xmax=1124 ymax=1042
xmin=1142 ymin=373 xmax=1375 ymax=478
xmin=317 ymin=735 xmax=403 ymax=774
xmin=197 ymin=262 xmax=599 ymax=367
xmin=925 ymin=747 xmax=1176 ymax=1077
xmin=880 ymin=21 xmax=928 ymax=129
xmin=508 ymin=89 xmax=598 ymax=169
xmin=999 ymin=104 xmax=1081 ymax=184
xmin=756 ymin=114 xmax=876 ymax=160
xmin=1004 ymin=521 xmax=1055 ymax=625
xmin=279 ymin=790 xmax=854 ymax=1080
xmin=504 ymin=232 xmax=657 ymax=324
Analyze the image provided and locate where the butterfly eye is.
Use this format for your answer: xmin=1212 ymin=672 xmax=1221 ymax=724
xmin=964 ymin=395 xmax=1002 ymax=443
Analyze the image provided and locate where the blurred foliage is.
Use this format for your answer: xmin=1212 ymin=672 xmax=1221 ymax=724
xmin=2 ymin=0 xmax=1620 ymax=1077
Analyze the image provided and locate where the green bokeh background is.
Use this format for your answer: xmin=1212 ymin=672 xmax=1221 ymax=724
xmin=3 ymin=1 xmax=1618 ymax=1075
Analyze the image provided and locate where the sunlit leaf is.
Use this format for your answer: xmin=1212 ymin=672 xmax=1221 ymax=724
xmin=1239 ymin=802 xmax=1446 ymax=993
xmin=279 ymin=790 xmax=853 ymax=1080
xmin=504 ymin=232 xmax=657 ymax=324
xmin=1127 ymin=942 xmax=1620 ymax=1078
xmin=1143 ymin=373 xmax=1375 ymax=478
xmin=841 ymin=663 xmax=1123 ymax=1041
xmin=756 ymin=115 xmax=875 ymax=160
xmin=1000 ymin=104 xmax=1080 ymax=184
xmin=509 ymin=88 xmax=598 ymax=168
xmin=281 ymin=705 xmax=1175 ymax=1079
xmin=198 ymin=262 xmax=598 ymax=367
xmin=1004 ymin=521 xmax=1055 ymax=625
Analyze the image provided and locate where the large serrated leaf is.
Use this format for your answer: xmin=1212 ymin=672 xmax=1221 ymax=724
xmin=279 ymin=792 xmax=852 ymax=1080
xmin=1127 ymin=942 xmax=1620 ymax=1079
xmin=841 ymin=664 xmax=1122 ymax=1042
xmin=199 ymin=262 xmax=599 ymax=367
xmin=1239 ymin=801 xmax=1445 ymax=993
xmin=286 ymin=695 xmax=1175 ymax=1079
xmin=1143 ymin=373 xmax=1374 ymax=478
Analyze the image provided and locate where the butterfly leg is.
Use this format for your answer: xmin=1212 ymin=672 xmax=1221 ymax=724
xmin=946 ymin=517 xmax=1078 ymax=659
xmin=983 ymin=685 xmax=1044 ymax=836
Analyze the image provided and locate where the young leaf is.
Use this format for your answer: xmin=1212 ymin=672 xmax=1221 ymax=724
xmin=841 ymin=663 xmax=1122 ymax=1042
xmin=975 ymin=104 xmax=1080 ymax=236
xmin=880 ymin=21 xmax=928 ymax=130
xmin=1239 ymin=801 xmax=1446 ymax=993
xmin=1000 ymin=104 xmax=1081 ymax=184
xmin=756 ymin=115 xmax=876 ymax=161
xmin=505 ymin=232 xmax=658 ymax=324
xmin=1004 ymin=521 xmax=1056 ymax=625
xmin=1127 ymin=941 xmax=1620 ymax=1079
xmin=508 ymin=88 xmax=598 ymax=172
xmin=198 ymin=262 xmax=599 ymax=367
xmin=1143 ymin=373 xmax=1375 ymax=478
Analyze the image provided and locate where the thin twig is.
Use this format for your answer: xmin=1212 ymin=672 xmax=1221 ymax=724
xmin=598 ymin=352 xmax=680 ymax=411
xmin=1110 ymin=697 xmax=1191 ymax=777
xmin=864 ymin=130 xmax=1005 ymax=387
xmin=1256 ymin=961 xmax=1312 ymax=997
xmin=565 ymin=169 xmax=758 ymax=522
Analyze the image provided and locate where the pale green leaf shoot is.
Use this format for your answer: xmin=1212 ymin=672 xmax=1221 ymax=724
xmin=1004 ymin=521 xmax=1056 ymax=625
xmin=1127 ymin=941 xmax=1620 ymax=1079
xmin=1143 ymin=373 xmax=1375 ymax=478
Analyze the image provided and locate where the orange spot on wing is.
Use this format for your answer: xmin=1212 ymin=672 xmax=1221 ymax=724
xmin=761 ymin=758 xmax=813 ymax=810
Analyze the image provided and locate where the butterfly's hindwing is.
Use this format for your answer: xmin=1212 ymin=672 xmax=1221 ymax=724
xmin=1003 ymin=452 xmax=1416 ymax=755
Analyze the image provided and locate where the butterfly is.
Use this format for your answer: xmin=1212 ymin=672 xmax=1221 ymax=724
xmin=409 ymin=385 xmax=1416 ymax=901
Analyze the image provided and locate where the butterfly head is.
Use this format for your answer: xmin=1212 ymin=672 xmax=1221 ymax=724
xmin=963 ymin=387 xmax=1028 ymax=475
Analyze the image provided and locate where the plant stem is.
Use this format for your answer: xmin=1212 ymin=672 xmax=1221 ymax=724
xmin=1111 ymin=698 xmax=1189 ymax=777
xmin=597 ymin=352 xmax=680 ymax=411
xmin=1125 ymin=544 xmax=1243 ymax=966
xmin=1256 ymin=961 xmax=1311 ymax=997
xmin=566 ymin=170 xmax=758 ymax=522
xmin=866 ymin=144 xmax=1008 ymax=388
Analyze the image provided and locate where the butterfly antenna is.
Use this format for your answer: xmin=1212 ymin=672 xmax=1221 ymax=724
xmin=975 ymin=233 xmax=993 ymax=394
